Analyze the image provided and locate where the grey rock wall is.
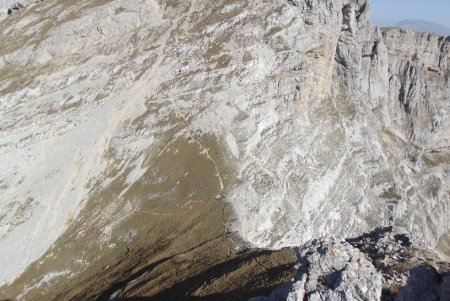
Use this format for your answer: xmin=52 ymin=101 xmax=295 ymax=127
xmin=327 ymin=0 xmax=450 ymax=251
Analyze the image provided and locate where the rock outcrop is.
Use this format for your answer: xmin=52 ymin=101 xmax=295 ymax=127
xmin=252 ymin=227 xmax=450 ymax=301
xmin=251 ymin=239 xmax=382 ymax=301
xmin=0 ymin=0 xmax=448 ymax=299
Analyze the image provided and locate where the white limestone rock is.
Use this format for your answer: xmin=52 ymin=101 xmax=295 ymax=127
xmin=251 ymin=238 xmax=382 ymax=301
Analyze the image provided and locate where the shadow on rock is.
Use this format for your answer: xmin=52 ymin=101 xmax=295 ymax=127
xmin=395 ymin=264 xmax=449 ymax=301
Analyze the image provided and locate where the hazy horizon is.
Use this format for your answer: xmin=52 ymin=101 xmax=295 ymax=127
xmin=370 ymin=0 xmax=450 ymax=28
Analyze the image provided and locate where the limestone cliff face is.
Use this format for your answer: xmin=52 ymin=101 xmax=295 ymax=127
xmin=328 ymin=2 xmax=450 ymax=250
xmin=334 ymin=12 xmax=450 ymax=248
xmin=0 ymin=0 xmax=448 ymax=299
xmin=224 ymin=0 xmax=450 ymax=250
xmin=381 ymin=30 xmax=450 ymax=248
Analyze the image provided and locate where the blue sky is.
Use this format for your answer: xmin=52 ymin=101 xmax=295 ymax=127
xmin=370 ymin=0 xmax=450 ymax=28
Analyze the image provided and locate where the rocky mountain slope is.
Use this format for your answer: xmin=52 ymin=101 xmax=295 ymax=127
xmin=0 ymin=0 xmax=449 ymax=300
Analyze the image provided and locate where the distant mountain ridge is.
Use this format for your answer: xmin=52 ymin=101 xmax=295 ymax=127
xmin=396 ymin=19 xmax=450 ymax=36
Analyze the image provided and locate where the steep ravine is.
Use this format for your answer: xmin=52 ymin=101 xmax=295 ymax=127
xmin=0 ymin=0 xmax=448 ymax=300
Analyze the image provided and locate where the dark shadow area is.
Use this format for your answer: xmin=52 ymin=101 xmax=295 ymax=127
xmin=345 ymin=226 xmax=413 ymax=262
xmin=393 ymin=234 xmax=412 ymax=247
xmin=394 ymin=264 xmax=442 ymax=301
xmin=95 ymin=253 xmax=178 ymax=301
xmin=116 ymin=252 xmax=294 ymax=301
xmin=346 ymin=226 xmax=393 ymax=246
xmin=7 ymin=3 xmax=24 ymax=15
xmin=95 ymin=235 xmax=224 ymax=301
xmin=95 ymin=248 xmax=297 ymax=301
xmin=381 ymin=264 xmax=449 ymax=301
xmin=323 ymin=269 xmax=343 ymax=290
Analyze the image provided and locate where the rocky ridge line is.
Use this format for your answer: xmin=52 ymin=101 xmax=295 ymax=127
xmin=251 ymin=227 xmax=450 ymax=301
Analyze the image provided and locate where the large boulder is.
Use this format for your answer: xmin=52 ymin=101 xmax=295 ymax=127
xmin=252 ymin=239 xmax=382 ymax=301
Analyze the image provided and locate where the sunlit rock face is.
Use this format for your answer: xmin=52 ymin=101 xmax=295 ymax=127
xmin=0 ymin=0 xmax=448 ymax=297
xmin=223 ymin=0 xmax=450 ymax=251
